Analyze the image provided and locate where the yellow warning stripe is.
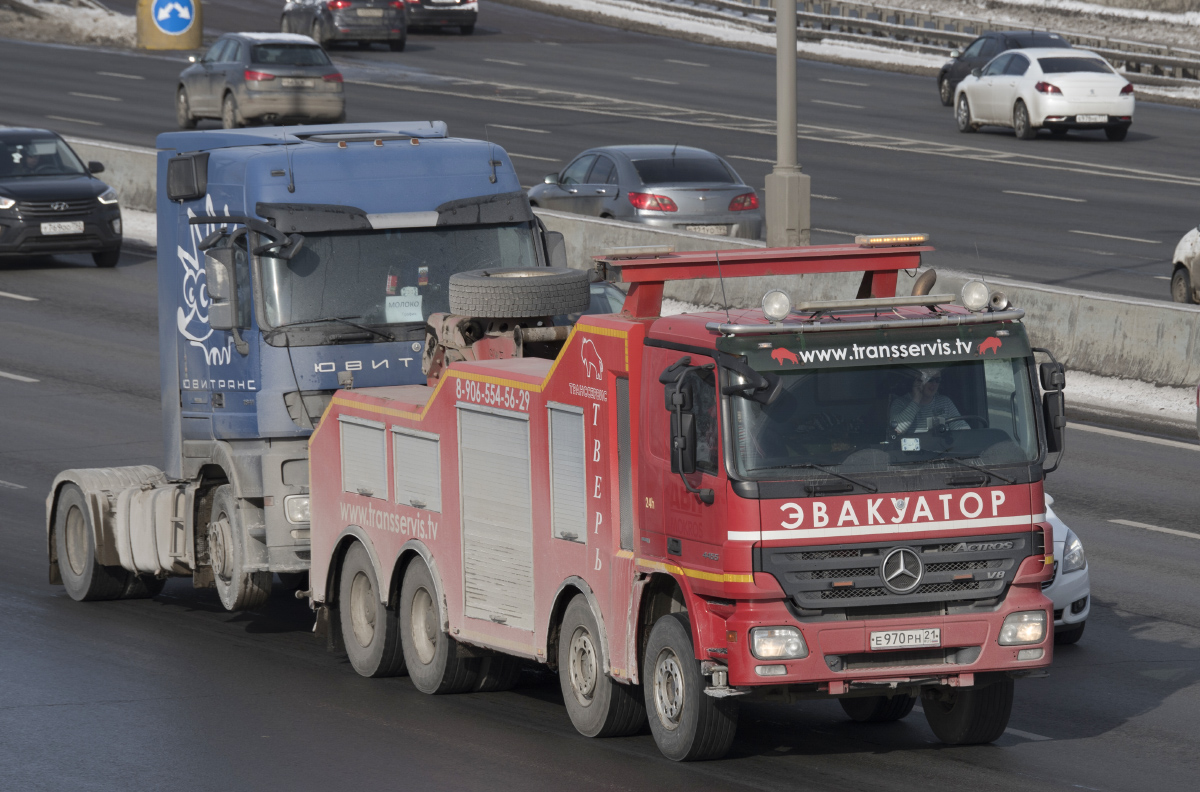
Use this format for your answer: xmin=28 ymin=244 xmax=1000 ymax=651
xmin=636 ymin=557 xmax=754 ymax=584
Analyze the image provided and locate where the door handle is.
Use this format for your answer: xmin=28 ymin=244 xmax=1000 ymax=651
xmin=594 ymin=189 xmax=608 ymax=194
xmin=567 ymin=188 xmax=578 ymax=194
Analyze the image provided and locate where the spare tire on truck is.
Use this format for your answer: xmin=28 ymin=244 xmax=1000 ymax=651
xmin=449 ymin=267 xmax=590 ymax=318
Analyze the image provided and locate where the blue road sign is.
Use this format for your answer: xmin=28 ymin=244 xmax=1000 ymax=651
xmin=151 ymin=0 xmax=196 ymax=36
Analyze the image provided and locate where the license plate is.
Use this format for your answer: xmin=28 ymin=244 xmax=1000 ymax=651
xmin=280 ymin=78 xmax=315 ymax=88
xmin=40 ymin=221 xmax=84 ymax=236
xmin=869 ymin=628 xmax=941 ymax=650
xmin=1076 ymin=114 xmax=1107 ymax=123
xmin=358 ymin=7 xmax=384 ymax=15
xmin=685 ymin=224 xmax=730 ymax=236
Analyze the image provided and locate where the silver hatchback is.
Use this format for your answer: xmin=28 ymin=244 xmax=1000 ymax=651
xmin=177 ymin=33 xmax=345 ymax=129
xmin=528 ymin=145 xmax=763 ymax=240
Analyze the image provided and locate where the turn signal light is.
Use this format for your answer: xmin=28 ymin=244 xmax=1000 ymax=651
xmin=628 ymin=192 xmax=678 ymax=212
xmin=323 ymin=73 xmax=344 ymax=82
xmin=729 ymin=192 xmax=758 ymax=211
xmin=244 ymin=70 xmax=276 ymax=81
xmin=1120 ymin=83 xmax=1135 ymax=95
xmin=1035 ymin=81 xmax=1062 ymax=95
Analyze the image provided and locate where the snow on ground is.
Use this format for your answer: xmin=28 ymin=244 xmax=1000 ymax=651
xmin=123 ymin=208 xmax=156 ymax=248
xmin=1 ymin=1 xmax=135 ymax=48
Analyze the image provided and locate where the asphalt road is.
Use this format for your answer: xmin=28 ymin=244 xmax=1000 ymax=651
xmin=1 ymin=1 xmax=1197 ymax=302
xmin=1 ymin=250 xmax=1199 ymax=790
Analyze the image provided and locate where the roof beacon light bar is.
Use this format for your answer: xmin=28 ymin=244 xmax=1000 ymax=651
xmin=855 ymin=233 xmax=930 ymax=248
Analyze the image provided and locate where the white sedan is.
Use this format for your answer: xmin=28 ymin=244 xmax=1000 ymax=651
xmin=955 ymin=47 xmax=1135 ymax=141
xmin=1044 ymin=494 xmax=1090 ymax=644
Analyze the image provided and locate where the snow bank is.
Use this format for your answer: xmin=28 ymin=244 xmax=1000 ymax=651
xmin=1 ymin=0 xmax=135 ymax=48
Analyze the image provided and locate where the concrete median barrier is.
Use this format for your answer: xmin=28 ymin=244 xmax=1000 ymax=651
xmin=66 ymin=136 xmax=157 ymax=213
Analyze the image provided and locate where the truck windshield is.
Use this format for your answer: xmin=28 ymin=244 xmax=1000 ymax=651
xmin=258 ymin=222 xmax=539 ymax=333
xmin=722 ymin=326 xmax=1040 ymax=483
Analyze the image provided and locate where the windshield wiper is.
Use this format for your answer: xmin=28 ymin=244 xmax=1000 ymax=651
xmin=264 ymin=316 xmax=394 ymax=342
xmin=895 ymin=454 xmax=1014 ymax=485
xmin=778 ymin=463 xmax=877 ymax=494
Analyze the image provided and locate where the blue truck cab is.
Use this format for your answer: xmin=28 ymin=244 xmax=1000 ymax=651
xmin=46 ymin=121 xmax=565 ymax=610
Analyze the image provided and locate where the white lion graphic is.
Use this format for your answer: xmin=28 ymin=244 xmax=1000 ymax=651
xmin=176 ymin=195 xmax=235 ymax=365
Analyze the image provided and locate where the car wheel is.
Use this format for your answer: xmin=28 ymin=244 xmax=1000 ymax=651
xmin=1054 ymin=621 xmax=1086 ymax=645
xmin=1105 ymin=125 xmax=1128 ymax=141
xmin=460 ymin=24 xmax=475 ymax=35
xmin=955 ymin=94 xmax=976 ymax=133
xmin=176 ymin=87 xmax=196 ymax=130
xmin=92 ymin=249 xmax=120 ymax=268
xmin=1171 ymin=266 xmax=1196 ymax=304
xmin=389 ymin=34 xmax=406 ymax=52
xmin=221 ymin=93 xmax=242 ymax=129
xmin=1014 ymin=101 xmax=1037 ymax=140
xmin=938 ymin=76 xmax=953 ymax=107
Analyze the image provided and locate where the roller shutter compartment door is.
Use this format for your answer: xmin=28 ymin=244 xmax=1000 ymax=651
xmin=393 ymin=428 xmax=442 ymax=512
xmin=341 ymin=416 xmax=387 ymax=500
xmin=548 ymin=403 xmax=587 ymax=543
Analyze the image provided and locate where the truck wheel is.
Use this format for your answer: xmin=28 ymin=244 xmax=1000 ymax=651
xmin=1171 ymin=267 xmax=1195 ymax=304
xmin=558 ymin=595 xmax=646 ymax=737
xmin=54 ymin=483 xmax=129 ymax=602
xmin=338 ymin=543 xmax=405 ymax=677
xmin=472 ymin=654 xmax=523 ymax=692
xmin=120 ymin=573 xmax=166 ymax=600
xmin=1055 ymin=621 xmax=1086 ymax=645
xmin=448 ymin=267 xmax=590 ymax=318
xmin=922 ymin=675 xmax=1014 ymax=745
xmin=840 ymin=693 xmax=917 ymax=723
xmin=643 ymin=613 xmax=737 ymax=761
xmin=208 ymin=485 xmax=272 ymax=612
xmin=400 ymin=560 xmax=479 ymax=693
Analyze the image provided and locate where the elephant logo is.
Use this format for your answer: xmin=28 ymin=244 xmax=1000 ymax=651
xmin=978 ymin=337 xmax=1003 ymax=355
xmin=580 ymin=337 xmax=604 ymax=381
xmin=770 ymin=348 xmax=799 ymax=365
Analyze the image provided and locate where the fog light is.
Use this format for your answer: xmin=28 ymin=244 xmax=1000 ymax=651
xmin=960 ymin=280 xmax=991 ymax=312
xmin=999 ymin=610 xmax=1046 ymax=645
xmin=111 ymin=218 xmax=122 ymax=235
xmin=284 ymin=495 xmax=311 ymax=524
xmin=755 ymin=664 xmax=787 ymax=676
xmin=1071 ymin=596 xmax=1088 ymax=614
xmin=1017 ymin=648 xmax=1044 ymax=661
xmin=761 ymin=289 xmax=792 ymax=323
xmin=750 ymin=626 xmax=808 ymax=660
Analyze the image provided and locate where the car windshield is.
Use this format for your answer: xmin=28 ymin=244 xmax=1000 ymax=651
xmin=251 ymin=44 xmax=331 ymax=66
xmin=0 ymin=136 xmax=87 ymax=179
xmin=1038 ymin=57 xmax=1114 ymax=74
xmin=722 ymin=326 xmax=1040 ymax=483
xmin=258 ymin=222 xmax=540 ymax=331
xmin=633 ymin=157 xmax=734 ymax=185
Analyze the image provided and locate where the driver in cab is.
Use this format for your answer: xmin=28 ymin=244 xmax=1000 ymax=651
xmin=891 ymin=367 xmax=969 ymax=434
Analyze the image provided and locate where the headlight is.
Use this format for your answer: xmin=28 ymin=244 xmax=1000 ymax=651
xmin=750 ymin=626 xmax=808 ymax=660
xmin=0 ymin=196 xmax=14 ymax=210
xmin=98 ymin=188 xmax=119 ymax=205
xmin=999 ymin=610 xmax=1046 ymax=645
xmin=284 ymin=495 xmax=310 ymax=524
xmin=1062 ymin=529 xmax=1086 ymax=573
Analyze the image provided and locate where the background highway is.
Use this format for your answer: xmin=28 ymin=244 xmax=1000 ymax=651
xmin=1 ymin=3 xmax=1198 ymax=789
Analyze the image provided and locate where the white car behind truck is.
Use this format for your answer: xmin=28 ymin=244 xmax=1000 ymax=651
xmin=1044 ymin=494 xmax=1090 ymax=644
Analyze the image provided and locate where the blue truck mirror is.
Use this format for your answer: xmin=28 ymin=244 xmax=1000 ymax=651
xmin=204 ymin=248 xmax=235 ymax=330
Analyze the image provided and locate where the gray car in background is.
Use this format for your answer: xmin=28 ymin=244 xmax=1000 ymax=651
xmin=528 ymin=145 xmax=763 ymax=240
xmin=281 ymin=0 xmax=407 ymax=51
xmin=177 ymin=33 xmax=345 ymax=129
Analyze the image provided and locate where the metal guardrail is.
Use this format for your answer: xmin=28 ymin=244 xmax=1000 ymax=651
xmin=655 ymin=0 xmax=1200 ymax=84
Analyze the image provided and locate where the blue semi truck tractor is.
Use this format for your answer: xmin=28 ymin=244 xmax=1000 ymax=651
xmin=45 ymin=121 xmax=567 ymax=610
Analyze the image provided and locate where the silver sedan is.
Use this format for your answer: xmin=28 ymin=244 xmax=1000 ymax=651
xmin=528 ymin=145 xmax=763 ymax=240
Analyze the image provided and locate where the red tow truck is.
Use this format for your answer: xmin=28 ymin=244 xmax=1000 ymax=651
xmin=307 ymin=236 xmax=1064 ymax=760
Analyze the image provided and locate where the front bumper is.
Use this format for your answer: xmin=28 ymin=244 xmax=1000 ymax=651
xmin=1044 ymin=557 xmax=1090 ymax=628
xmin=0 ymin=206 xmax=122 ymax=257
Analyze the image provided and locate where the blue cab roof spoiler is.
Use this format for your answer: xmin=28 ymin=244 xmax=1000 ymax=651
xmin=156 ymin=121 xmax=449 ymax=152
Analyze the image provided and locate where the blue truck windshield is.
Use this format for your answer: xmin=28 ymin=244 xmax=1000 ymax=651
xmin=258 ymin=222 xmax=539 ymax=331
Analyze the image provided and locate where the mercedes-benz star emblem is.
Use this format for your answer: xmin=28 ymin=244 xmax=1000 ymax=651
xmin=881 ymin=547 xmax=922 ymax=594
xmin=51 ymin=202 xmax=69 ymax=211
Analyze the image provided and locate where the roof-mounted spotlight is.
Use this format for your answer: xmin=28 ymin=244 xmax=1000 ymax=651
xmin=960 ymin=280 xmax=991 ymax=313
xmin=762 ymin=289 xmax=793 ymax=323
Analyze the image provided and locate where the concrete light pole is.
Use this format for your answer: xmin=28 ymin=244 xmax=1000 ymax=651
xmin=765 ymin=0 xmax=811 ymax=247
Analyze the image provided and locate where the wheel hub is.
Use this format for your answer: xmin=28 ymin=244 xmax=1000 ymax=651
xmin=349 ymin=571 xmax=376 ymax=649
xmin=653 ymin=648 xmax=685 ymax=730
xmin=64 ymin=505 xmax=87 ymax=576
xmin=411 ymin=586 xmax=438 ymax=665
xmin=208 ymin=516 xmax=233 ymax=581
xmin=568 ymin=626 xmax=598 ymax=705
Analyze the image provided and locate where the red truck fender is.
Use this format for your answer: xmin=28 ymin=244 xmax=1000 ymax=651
xmin=548 ymin=576 xmax=613 ymax=673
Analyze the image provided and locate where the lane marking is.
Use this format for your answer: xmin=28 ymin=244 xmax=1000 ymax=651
xmin=484 ymin=58 xmax=524 ymax=66
xmin=812 ymin=99 xmax=864 ymax=109
xmin=1073 ymin=248 xmax=1116 ymax=257
xmin=1069 ymin=230 xmax=1161 ymax=244
xmin=632 ymin=76 xmax=678 ymax=85
xmin=1003 ymin=190 xmax=1085 ymax=203
xmin=1154 ymin=275 xmax=1172 ymax=280
xmin=728 ymin=155 xmax=772 ymax=163
xmin=0 ymin=479 xmax=27 ymax=490
xmin=0 ymin=290 xmax=37 ymax=302
xmin=508 ymin=152 xmax=559 ymax=162
xmin=98 ymin=71 xmax=143 ymax=80
xmin=69 ymin=92 xmax=121 ymax=102
xmin=666 ymin=59 xmax=708 ymax=67
xmin=46 ymin=115 xmax=101 ymax=126
xmin=1071 ymin=423 xmax=1198 ymax=451
xmin=1110 ymin=519 xmax=1199 ymax=540
xmin=489 ymin=124 xmax=550 ymax=134
xmin=813 ymin=227 xmax=857 ymax=236
xmin=0 ymin=370 xmax=38 ymax=383
xmin=813 ymin=194 xmax=839 ymax=200
xmin=819 ymin=78 xmax=869 ymax=86
xmin=913 ymin=707 xmax=1050 ymax=741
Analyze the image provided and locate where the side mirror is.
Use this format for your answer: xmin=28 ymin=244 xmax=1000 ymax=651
xmin=544 ymin=230 xmax=567 ymax=269
xmin=1042 ymin=391 xmax=1065 ymax=454
xmin=672 ymin=412 xmax=698 ymax=475
xmin=543 ymin=173 xmax=558 ymax=185
xmin=971 ymin=68 xmax=983 ymax=78
xmin=1039 ymin=361 xmax=1065 ymax=391
xmin=204 ymin=247 xmax=236 ymax=331
xmin=950 ymin=49 xmax=961 ymax=59
xmin=87 ymin=161 xmax=105 ymax=174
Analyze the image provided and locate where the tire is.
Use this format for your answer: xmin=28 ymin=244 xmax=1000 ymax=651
xmin=460 ymin=24 xmax=475 ymax=35
xmin=207 ymin=484 xmax=272 ymax=611
xmin=643 ymin=613 xmax=738 ymax=761
xmin=558 ymin=595 xmax=646 ymax=737
xmin=338 ymin=543 xmax=406 ymax=677
xmin=473 ymin=654 xmax=523 ymax=692
xmin=922 ymin=675 xmax=1014 ymax=745
xmin=221 ymin=93 xmax=242 ymax=130
xmin=1055 ymin=621 xmax=1086 ymax=645
xmin=938 ymin=76 xmax=953 ymax=107
xmin=955 ymin=94 xmax=976 ymax=133
xmin=400 ymin=560 xmax=480 ymax=693
xmin=1014 ymin=101 xmax=1036 ymax=140
xmin=389 ymin=35 xmax=406 ymax=52
xmin=840 ymin=693 xmax=917 ymax=723
xmin=176 ymin=87 xmax=196 ymax=130
xmin=448 ymin=267 xmax=590 ymax=318
xmin=121 ymin=573 xmax=166 ymax=599
xmin=1171 ymin=267 xmax=1195 ymax=304
xmin=1105 ymin=125 xmax=1128 ymax=141
xmin=54 ymin=484 xmax=130 ymax=602
xmin=92 ymin=249 xmax=120 ymax=268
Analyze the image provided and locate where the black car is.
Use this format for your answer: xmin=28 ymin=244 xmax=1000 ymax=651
xmin=281 ymin=0 xmax=407 ymax=51
xmin=938 ymin=31 xmax=1071 ymax=106
xmin=405 ymin=0 xmax=478 ymax=36
xmin=0 ymin=129 xmax=122 ymax=268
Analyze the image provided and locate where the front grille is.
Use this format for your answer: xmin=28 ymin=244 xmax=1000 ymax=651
xmin=1042 ymin=561 xmax=1059 ymax=590
xmin=838 ymin=647 xmax=970 ymax=671
xmin=756 ymin=532 xmax=1032 ymax=613
xmin=18 ymin=198 xmax=97 ymax=217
